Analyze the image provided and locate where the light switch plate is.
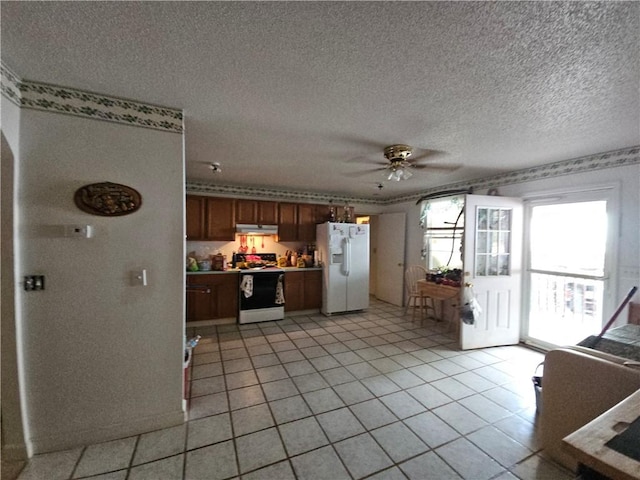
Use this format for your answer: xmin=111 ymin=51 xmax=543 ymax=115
xmin=131 ymin=269 xmax=147 ymax=286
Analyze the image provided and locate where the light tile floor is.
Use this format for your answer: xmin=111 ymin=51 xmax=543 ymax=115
xmin=14 ymin=299 xmax=575 ymax=480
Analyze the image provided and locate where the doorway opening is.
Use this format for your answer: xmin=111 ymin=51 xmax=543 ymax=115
xmin=524 ymin=196 xmax=612 ymax=348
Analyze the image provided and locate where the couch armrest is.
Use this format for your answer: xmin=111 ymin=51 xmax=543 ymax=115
xmin=540 ymin=347 xmax=640 ymax=471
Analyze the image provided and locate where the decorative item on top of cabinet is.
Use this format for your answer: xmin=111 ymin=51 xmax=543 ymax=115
xmin=186 ymin=195 xmax=235 ymax=241
xmin=236 ymin=199 xmax=278 ymax=225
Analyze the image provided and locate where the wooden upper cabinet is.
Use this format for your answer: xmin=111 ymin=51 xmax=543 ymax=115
xmin=297 ymin=204 xmax=318 ymax=242
xmin=188 ymin=195 xmax=330 ymax=242
xmin=205 ymin=197 xmax=235 ymax=241
xmin=236 ymin=200 xmax=279 ymax=225
xmin=315 ymin=204 xmax=330 ymax=224
xmin=186 ymin=195 xmax=207 ymax=240
xmin=258 ymin=201 xmax=278 ymax=224
xmin=278 ymin=203 xmax=298 ymax=242
xmin=299 ymin=204 xmax=330 ymax=242
xmin=186 ymin=195 xmax=235 ymax=241
xmin=279 ymin=203 xmax=328 ymax=242
xmin=235 ymin=199 xmax=257 ymax=224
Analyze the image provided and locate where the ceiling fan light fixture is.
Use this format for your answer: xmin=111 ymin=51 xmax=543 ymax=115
xmin=387 ymin=165 xmax=413 ymax=181
xmin=209 ymin=162 xmax=222 ymax=174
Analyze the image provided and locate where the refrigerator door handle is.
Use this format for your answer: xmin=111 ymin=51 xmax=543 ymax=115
xmin=343 ymin=237 xmax=350 ymax=276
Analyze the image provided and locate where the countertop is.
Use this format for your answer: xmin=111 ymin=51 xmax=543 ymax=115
xmin=563 ymin=389 xmax=640 ymax=480
xmin=187 ymin=267 xmax=323 ymax=275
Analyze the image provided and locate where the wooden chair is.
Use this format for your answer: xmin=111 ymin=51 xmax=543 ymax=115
xmin=404 ymin=265 xmax=429 ymax=320
xmin=629 ymin=301 xmax=640 ymax=325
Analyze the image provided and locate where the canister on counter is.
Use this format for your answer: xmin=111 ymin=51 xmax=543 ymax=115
xmin=211 ymin=253 xmax=225 ymax=271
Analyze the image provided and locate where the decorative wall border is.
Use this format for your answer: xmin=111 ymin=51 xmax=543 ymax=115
xmin=185 ymin=181 xmax=369 ymax=206
xmin=0 ymin=62 xmax=22 ymax=107
xmin=188 ymin=146 xmax=640 ymax=206
xmin=390 ymin=146 xmax=640 ymax=205
xmin=0 ymin=62 xmax=183 ymax=133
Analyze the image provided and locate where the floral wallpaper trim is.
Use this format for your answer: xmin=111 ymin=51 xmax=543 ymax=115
xmin=396 ymin=146 xmax=640 ymax=206
xmin=0 ymin=62 xmax=22 ymax=107
xmin=185 ymin=182 xmax=369 ymax=206
xmin=0 ymin=62 xmax=183 ymax=133
xmin=187 ymin=146 xmax=639 ymax=206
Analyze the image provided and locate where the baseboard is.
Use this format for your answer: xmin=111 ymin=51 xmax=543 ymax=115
xmin=1 ymin=443 xmax=28 ymax=461
xmin=186 ymin=317 xmax=235 ymax=327
xmin=27 ymin=409 xmax=185 ymax=455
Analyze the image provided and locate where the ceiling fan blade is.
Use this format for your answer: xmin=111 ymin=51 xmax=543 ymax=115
xmin=343 ymin=166 xmax=388 ymax=178
xmin=409 ymin=148 xmax=447 ymax=162
xmin=410 ymin=163 xmax=462 ymax=172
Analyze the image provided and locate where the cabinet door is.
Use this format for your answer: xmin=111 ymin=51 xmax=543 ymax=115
xmin=303 ymin=270 xmax=322 ymax=309
xmin=205 ymin=197 xmax=235 ymax=241
xmin=236 ymin=200 xmax=258 ymax=224
xmin=186 ymin=276 xmax=214 ymax=321
xmin=297 ymin=204 xmax=318 ymax=242
xmin=315 ymin=204 xmax=330 ymax=224
xmin=216 ymin=274 xmax=239 ymax=318
xmin=258 ymin=201 xmax=278 ymax=224
xmin=187 ymin=274 xmax=238 ymax=321
xmin=186 ymin=195 xmax=206 ymax=240
xmin=278 ymin=203 xmax=298 ymax=241
xmin=284 ymin=271 xmax=305 ymax=311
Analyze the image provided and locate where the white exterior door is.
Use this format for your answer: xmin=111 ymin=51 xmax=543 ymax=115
xmin=376 ymin=212 xmax=406 ymax=306
xmin=460 ymin=195 xmax=523 ymax=350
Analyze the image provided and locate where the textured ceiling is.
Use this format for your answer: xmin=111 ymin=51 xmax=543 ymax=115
xmin=2 ymin=1 xmax=638 ymax=199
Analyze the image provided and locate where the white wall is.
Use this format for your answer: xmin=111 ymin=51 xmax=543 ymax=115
xmin=16 ymin=109 xmax=185 ymax=454
xmin=1 ymin=99 xmax=27 ymax=460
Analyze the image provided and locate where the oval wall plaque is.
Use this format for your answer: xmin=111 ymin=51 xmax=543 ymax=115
xmin=74 ymin=182 xmax=142 ymax=216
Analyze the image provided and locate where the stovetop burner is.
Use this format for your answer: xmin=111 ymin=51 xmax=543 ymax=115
xmin=233 ymin=252 xmax=279 ymax=270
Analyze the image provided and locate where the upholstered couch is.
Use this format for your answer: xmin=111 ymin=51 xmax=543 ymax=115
xmin=540 ymin=340 xmax=640 ymax=471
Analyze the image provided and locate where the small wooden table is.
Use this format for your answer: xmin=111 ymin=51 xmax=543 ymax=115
xmin=416 ymin=280 xmax=460 ymax=324
xmin=563 ymin=389 xmax=640 ymax=480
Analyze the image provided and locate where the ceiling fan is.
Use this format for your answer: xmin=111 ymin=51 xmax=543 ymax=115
xmin=351 ymin=144 xmax=460 ymax=182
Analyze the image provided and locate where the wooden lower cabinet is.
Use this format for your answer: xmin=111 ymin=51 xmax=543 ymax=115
xmin=284 ymin=270 xmax=322 ymax=312
xmin=187 ymin=273 xmax=238 ymax=321
xmin=303 ymin=270 xmax=322 ymax=309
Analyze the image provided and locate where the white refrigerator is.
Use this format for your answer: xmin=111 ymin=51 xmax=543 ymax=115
xmin=316 ymin=222 xmax=370 ymax=315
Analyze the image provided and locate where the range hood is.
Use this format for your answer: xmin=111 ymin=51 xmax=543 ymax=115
xmin=236 ymin=224 xmax=278 ymax=236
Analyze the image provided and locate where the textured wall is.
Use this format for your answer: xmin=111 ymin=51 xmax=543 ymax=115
xmin=16 ymin=108 xmax=185 ymax=454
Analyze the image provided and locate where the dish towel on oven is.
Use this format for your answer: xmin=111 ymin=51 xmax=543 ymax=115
xmin=240 ymin=275 xmax=253 ymax=298
xmin=275 ymin=274 xmax=285 ymax=305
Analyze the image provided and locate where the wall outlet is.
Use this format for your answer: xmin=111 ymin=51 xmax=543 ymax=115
xmin=24 ymin=275 xmax=45 ymax=291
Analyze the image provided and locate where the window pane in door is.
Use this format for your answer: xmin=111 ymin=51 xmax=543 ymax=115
xmin=530 ymin=201 xmax=606 ymax=276
xmin=475 ymin=207 xmax=512 ymax=276
xmin=526 ymin=200 xmax=607 ymax=347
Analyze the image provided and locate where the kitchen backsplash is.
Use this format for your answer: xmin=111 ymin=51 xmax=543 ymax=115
xmin=187 ymin=237 xmax=310 ymax=263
